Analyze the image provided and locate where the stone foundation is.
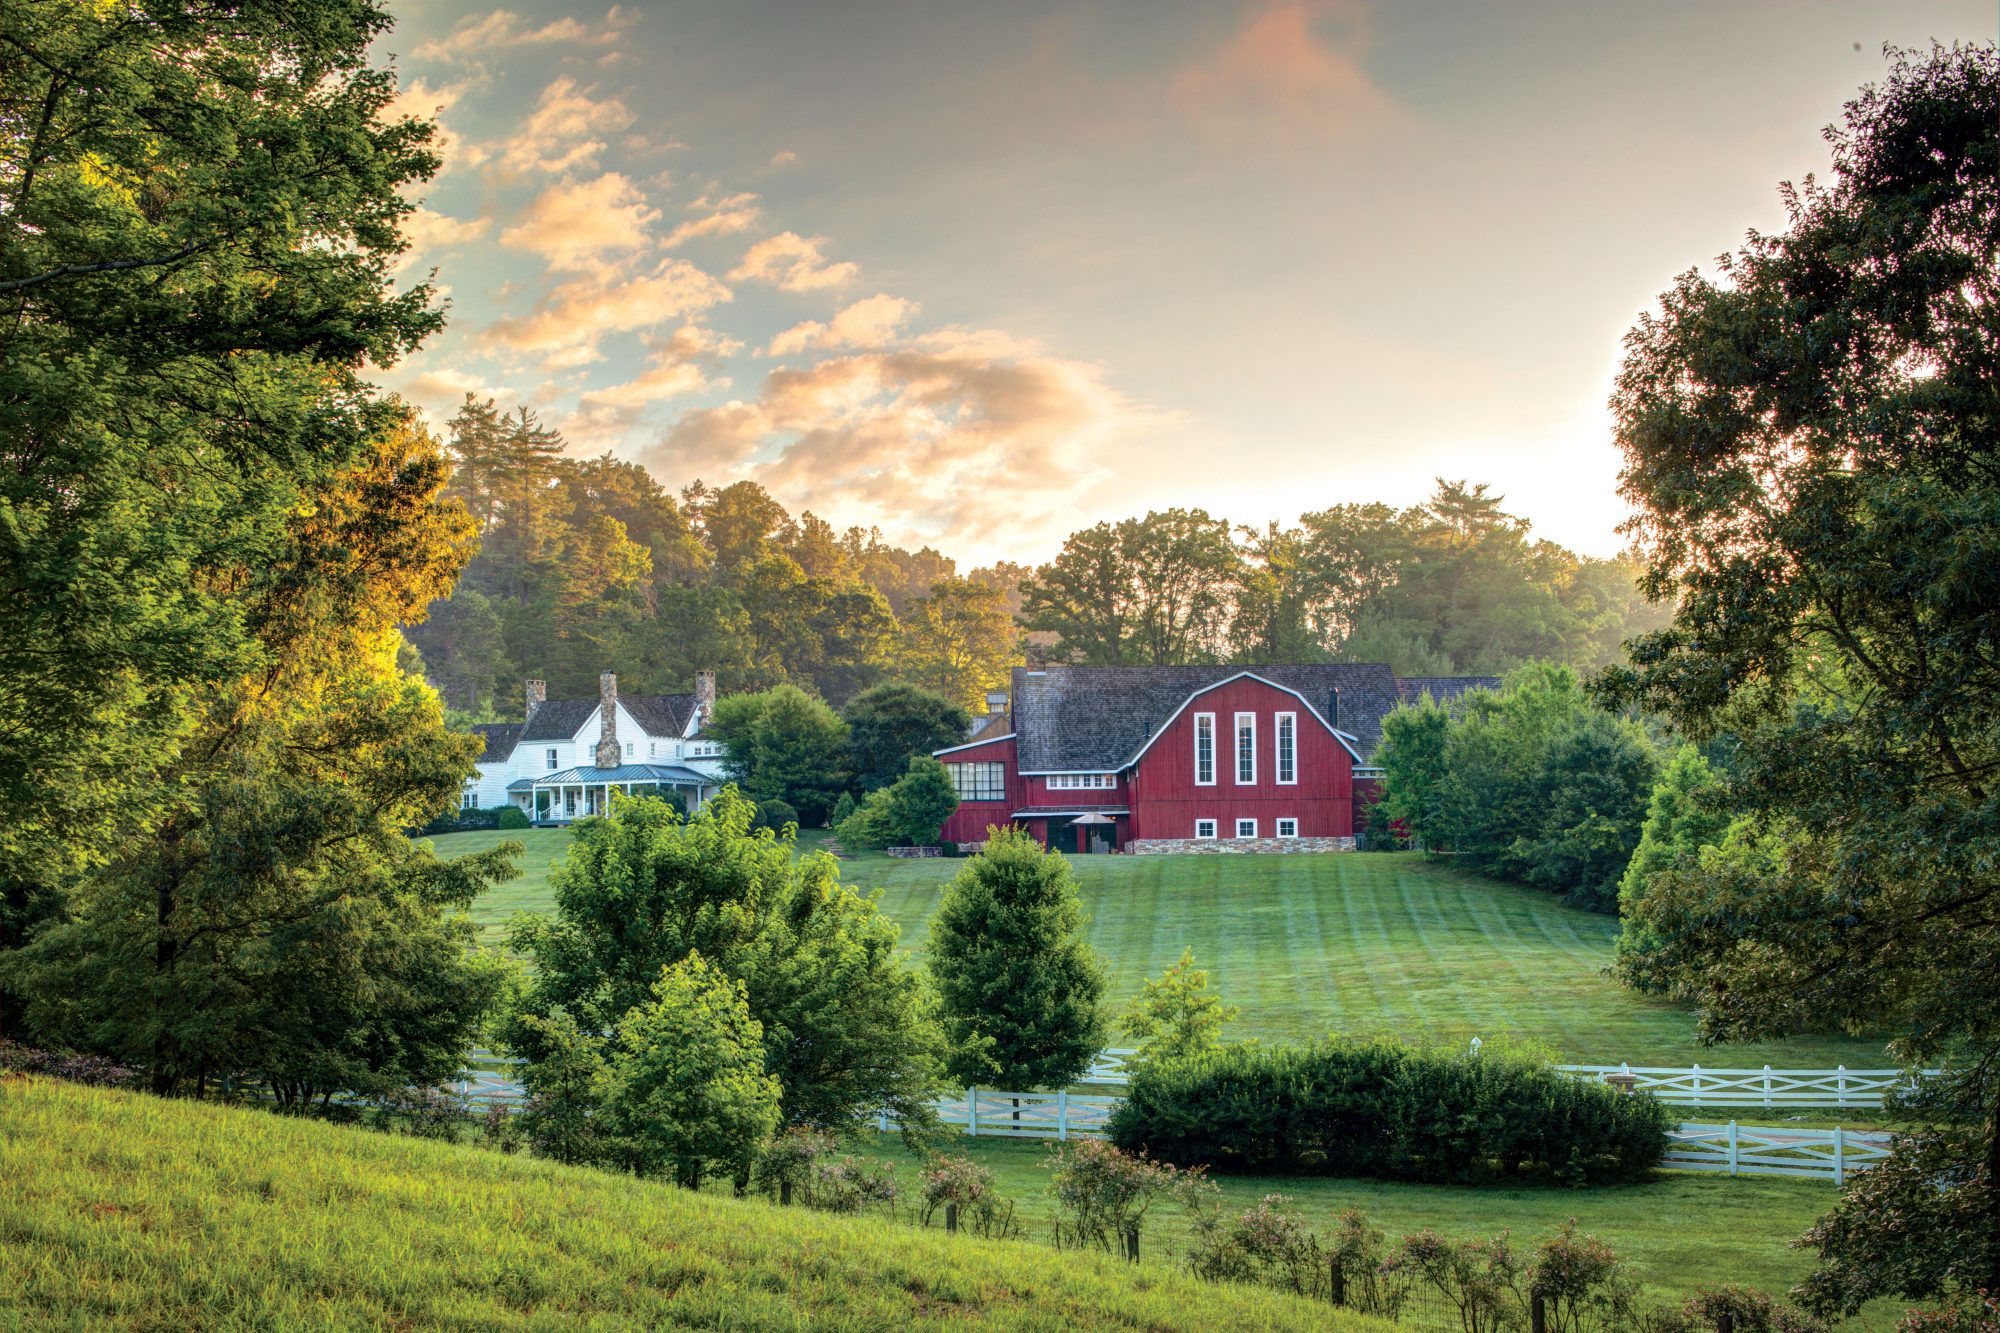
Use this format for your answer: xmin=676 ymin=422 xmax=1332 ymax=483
xmin=1128 ymin=836 xmax=1356 ymax=855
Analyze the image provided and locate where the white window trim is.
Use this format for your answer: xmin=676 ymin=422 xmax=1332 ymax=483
xmin=1234 ymin=712 xmax=1256 ymax=786
xmin=1235 ymin=817 xmax=1258 ymax=838
xmin=625 ymin=741 xmax=634 ymax=758
xmin=1276 ymin=818 xmax=1299 ymax=839
xmin=1194 ymin=818 xmax=1217 ymax=840
xmin=546 ymin=747 xmax=559 ymax=770
xmin=1275 ymin=712 xmax=1297 ymax=785
xmin=1194 ymin=712 xmax=1216 ymax=786
xmin=1047 ymin=773 xmax=1116 ymax=790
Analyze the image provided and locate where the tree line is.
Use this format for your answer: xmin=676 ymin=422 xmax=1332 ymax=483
xmin=409 ymin=401 xmax=1673 ymax=721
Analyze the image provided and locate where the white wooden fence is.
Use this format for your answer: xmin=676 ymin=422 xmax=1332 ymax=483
xmin=452 ymin=1049 xmax=1901 ymax=1182
xmin=1556 ymin=1063 xmax=1936 ymax=1110
xmin=1663 ymin=1122 xmax=1893 ymax=1183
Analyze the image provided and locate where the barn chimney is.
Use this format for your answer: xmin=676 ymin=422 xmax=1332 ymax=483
xmin=985 ymin=690 xmax=1009 ymax=720
xmin=525 ymin=678 xmax=546 ymax=722
xmin=595 ymin=671 xmax=620 ymax=769
xmin=693 ymin=669 xmax=717 ymax=724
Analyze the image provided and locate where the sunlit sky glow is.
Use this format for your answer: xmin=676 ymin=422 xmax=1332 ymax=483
xmin=373 ymin=0 xmax=1991 ymax=564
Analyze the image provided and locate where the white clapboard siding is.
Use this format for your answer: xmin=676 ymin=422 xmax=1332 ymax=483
xmin=1557 ymin=1063 xmax=1936 ymax=1109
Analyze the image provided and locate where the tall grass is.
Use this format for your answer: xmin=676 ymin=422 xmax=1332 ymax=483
xmin=0 ymin=1075 xmax=1390 ymax=1330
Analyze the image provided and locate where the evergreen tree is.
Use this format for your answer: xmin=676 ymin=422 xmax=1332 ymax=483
xmin=927 ymin=829 xmax=1107 ymax=1089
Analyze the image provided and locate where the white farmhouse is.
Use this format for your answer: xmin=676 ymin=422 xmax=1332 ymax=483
xmin=462 ymin=670 xmax=727 ymax=824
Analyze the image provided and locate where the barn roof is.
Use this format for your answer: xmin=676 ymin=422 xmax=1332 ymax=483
xmin=1007 ymin=663 xmax=1405 ymax=772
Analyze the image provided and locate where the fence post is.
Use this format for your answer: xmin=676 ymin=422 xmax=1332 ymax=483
xmin=1762 ymin=1064 xmax=1772 ymax=1110
xmin=1691 ymin=1063 xmax=1702 ymax=1105
xmin=1834 ymin=1125 xmax=1845 ymax=1186
xmin=967 ymin=1087 xmax=978 ymax=1137
xmin=946 ymin=1202 xmax=959 ymax=1234
xmin=1123 ymin=1223 xmax=1140 ymax=1263
xmin=1728 ymin=1120 xmax=1738 ymax=1177
xmin=1837 ymin=1065 xmax=1847 ymax=1109
xmin=1058 ymin=1089 xmax=1069 ymax=1142
xmin=1531 ymin=1291 xmax=1548 ymax=1333
xmin=1330 ymin=1259 xmax=1346 ymax=1308
xmin=877 ymin=1108 xmax=889 ymax=1133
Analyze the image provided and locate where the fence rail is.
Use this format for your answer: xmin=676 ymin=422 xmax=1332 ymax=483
xmin=1556 ymin=1063 xmax=1936 ymax=1109
xmin=1663 ymin=1122 xmax=1893 ymax=1183
xmin=452 ymin=1050 xmax=1898 ymax=1182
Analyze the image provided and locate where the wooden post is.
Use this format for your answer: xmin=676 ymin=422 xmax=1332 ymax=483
xmin=946 ymin=1202 xmax=959 ymax=1234
xmin=1834 ymin=1125 xmax=1845 ymax=1186
xmin=1717 ymin=1311 xmax=1734 ymax=1333
xmin=780 ymin=1180 xmax=792 ymax=1206
xmin=1329 ymin=1260 xmax=1346 ymax=1308
xmin=1531 ymin=1291 xmax=1547 ymax=1333
xmin=1058 ymin=1089 xmax=1068 ymax=1142
xmin=1692 ymin=1063 xmax=1702 ymax=1105
xmin=1837 ymin=1065 xmax=1848 ymax=1109
xmin=966 ymin=1087 xmax=978 ymax=1137
xmin=1727 ymin=1120 xmax=1738 ymax=1177
xmin=1763 ymin=1064 xmax=1772 ymax=1110
xmin=1123 ymin=1223 xmax=1139 ymax=1263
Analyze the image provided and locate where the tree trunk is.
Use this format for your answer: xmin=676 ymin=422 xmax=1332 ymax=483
xmin=150 ymin=875 xmax=178 ymax=1096
xmin=1987 ymin=1084 xmax=2000 ymax=1297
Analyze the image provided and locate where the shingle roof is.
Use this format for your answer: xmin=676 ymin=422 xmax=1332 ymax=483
xmin=1008 ymin=663 xmax=1405 ymax=771
xmin=513 ymin=692 xmax=699 ymax=744
xmin=471 ymin=722 xmax=522 ymax=765
xmin=1396 ymin=676 xmax=1502 ymax=704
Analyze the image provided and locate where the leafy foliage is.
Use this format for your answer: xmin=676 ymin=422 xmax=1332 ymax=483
xmin=710 ymin=685 xmax=851 ymax=825
xmin=509 ymin=790 xmax=944 ymax=1135
xmin=1597 ymin=45 xmax=2000 ymax=1310
xmin=836 ymin=758 xmax=960 ymax=851
xmin=1044 ymin=1138 xmax=1184 ymax=1256
xmin=1613 ymin=746 xmax=1731 ymax=976
xmin=1378 ymin=665 xmax=1659 ymax=911
xmin=599 ymin=953 xmax=782 ymax=1189
xmin=927 ymin=829 xmax=1108 ymax=1089
xmin=843 ymin=683 xmax=972 ymax=794
xmin=1109 ymin=1038 xmax=1671 ymax=1185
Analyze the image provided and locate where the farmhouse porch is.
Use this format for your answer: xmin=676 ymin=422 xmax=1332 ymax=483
xmin=508 ymin=763 xmax=716 ymax=824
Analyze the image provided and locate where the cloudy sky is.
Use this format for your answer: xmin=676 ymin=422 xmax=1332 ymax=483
xmin=374 ymin=0 xmax=1990 ymax=563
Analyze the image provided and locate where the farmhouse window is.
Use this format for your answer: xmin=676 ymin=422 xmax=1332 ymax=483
xmin=461 ymin=790 xmax=477 ymax=810
xmin=948 ymin=762 xmax=1006 ymax=801
xmin=1235 ymin=818 xmax=1258 ymax=838
xmin=1194 ymin=713 xmax=1216 ymax=785
xmin=546 ymin=748 xmax=558 ymax=770
xmin=1195 ymin=818 xmax=1217 ymax=839
xmin=625 ymin=741 xmax=634 ymax=758
xmin=1047 ymin=774 xmax=1116 ymax=790
xmin=1235 ymin=713 xmax=1256 ymax=784
xmin=1275 ymin=712 xmax=1296 ymax=784
xmin=1276 ymin=818 xmax=1299 ymax=838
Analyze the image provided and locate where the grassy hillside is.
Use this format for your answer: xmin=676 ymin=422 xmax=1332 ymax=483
xmin=0 ymin=1075 xmax=1386 ymax=1331
xmin=435 ymin=827 xmax=1884 ymax=1067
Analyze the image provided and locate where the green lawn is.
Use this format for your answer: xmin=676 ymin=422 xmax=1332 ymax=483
xmin=1 ymin=1075 xmax=1382 ymax=1331
xmin=434 ymin=827 xmax=1886 ymax=1068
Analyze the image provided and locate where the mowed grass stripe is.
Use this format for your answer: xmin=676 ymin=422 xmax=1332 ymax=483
xmin=438 ymin=830 xmax=1886 ymax=1067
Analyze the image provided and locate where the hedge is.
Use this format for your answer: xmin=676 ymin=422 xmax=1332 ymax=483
xmin=1106 ymin=1039 xmax=1671 ymax=1186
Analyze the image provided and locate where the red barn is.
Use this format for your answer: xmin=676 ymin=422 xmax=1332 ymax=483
xmin=935 ymin=666 xmax=1494 ymax=854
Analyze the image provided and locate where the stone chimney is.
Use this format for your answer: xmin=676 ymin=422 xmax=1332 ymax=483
xmin=693 ymin=669 xmax=717 ymax=725
xmin=595 ymin=671 xmax=620 ymax=769
xmin=985 ymin=690 xmax=1008 ymax=719
xmin=525 ymin=678 xmax=546 ymax=723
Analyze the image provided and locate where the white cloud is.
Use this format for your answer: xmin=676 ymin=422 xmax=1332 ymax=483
xmin=662 ymin=193 xmax=762 ymax=249
xmin=727 ymin=231 xmax=859 ymax=292
xmin=479 ymin=258 xmax=732 ymax=367
xmin=416 ymin=6 xmax=633 ymax=61
xmin=496 ymin=77 xmax=635 ymax=174
xmin=395 ymin=207 xmax=494 ymax=274
xmin=500 ymin=173 xmax=657 ymax=269
xmin=770 ymin=149 xmax=801 ymax=168
xmin=579 ymin=324 xmax=741 ymax=411
xmin=643 ymin=330 xmax=1161 ymax=545
xmin=767 ymin=293 xmax=917 ymax=356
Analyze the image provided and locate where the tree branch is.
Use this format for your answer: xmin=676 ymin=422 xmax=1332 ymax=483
xmin=0 ymin=243 xmax=208 ymax=293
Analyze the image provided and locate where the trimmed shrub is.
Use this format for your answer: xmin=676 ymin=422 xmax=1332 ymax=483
xmin=750 ymin=798 xmax=799 ymax=833
xmin=413 ymin=807 xmax=502 ymax=836
xmin=1107 ymin=1038 xmax=1670 ymax=1186
xmin=496 ymin=806 xmax=532 ymax=830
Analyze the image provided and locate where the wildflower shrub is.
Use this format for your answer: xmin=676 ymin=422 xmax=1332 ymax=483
xmin=918 ymin=1153 xmax=1019 ymax=1239
xmin=1045 ymin=1138 xmax=1183 ymax=1259
xmin=755 ymin=1127 xmax=899 ymax=1214
xmin=1108 ymin=1038 xmax=1671 ymax=1185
